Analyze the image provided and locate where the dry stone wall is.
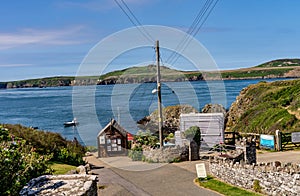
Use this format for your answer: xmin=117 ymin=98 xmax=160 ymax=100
xmin=210 ymin=158 xmax=300 ymax=196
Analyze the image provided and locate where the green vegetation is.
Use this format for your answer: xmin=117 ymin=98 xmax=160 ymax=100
xmin=3 ymin=124 xmax=86 ymax=165
xmin=253 ymin=180 xmax=262 ymax=193
xmin=128 ymin=130 xmax=158 ymax=161
xmin=49 ymin=162 xmax=77 ymax=175
xmin=222 ymin=68 xmax=292 ymax=79
xmin=99 ymin=69 xmax=125 ymax=80
xmin=0 ymin=126 xmax=52 ymax=195
xmin=256 ymin=59 xmax=300 ymax=68
xmin=195 ymin=176 xmax=261 ymax=196
xmin=184 ymin=126 xmax=201 ymax=146
xmin=5 ymin=76 xmax=75 ymax=88
xmin=229 ymin=79 xmax=300 ymax=134
xmin=99 ymin=65 xmax=190 ymax=84
xmin=0 ymin=124 xmax=87 ymax=195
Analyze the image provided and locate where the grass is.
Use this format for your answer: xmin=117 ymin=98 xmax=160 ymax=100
xmin=195 ymin=176 xmax=262 ymax=196
xmin=221 ymin=68 xmax=292 ymax=79
xmin=49 ymin=162 xmax=77 ymax=175
xmin=229 ymin=79 xmax=300 ymax=134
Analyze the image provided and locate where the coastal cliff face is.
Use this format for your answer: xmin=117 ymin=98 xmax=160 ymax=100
xmin=226 ymin=79 xmax=300 ymax=134
xmin=2 ymin=77 xmax=74 ymax=88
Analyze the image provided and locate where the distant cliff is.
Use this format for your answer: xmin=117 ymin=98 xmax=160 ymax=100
xmin=1 ymin=77 xmax=74 ymax=89
xmin=1 ymin=58 xmax=300 ymax=89
xmin=226 ymin=79 xmax=300 ymax=134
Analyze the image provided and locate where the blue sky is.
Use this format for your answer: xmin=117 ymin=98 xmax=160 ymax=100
xmin=1 ymin=0 xmax=300 ymax=81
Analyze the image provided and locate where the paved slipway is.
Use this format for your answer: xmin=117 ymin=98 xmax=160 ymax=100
xmin=84 ymin=155 xmax=220 ymax=196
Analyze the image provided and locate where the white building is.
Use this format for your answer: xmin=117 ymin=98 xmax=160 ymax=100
xmin=177 ymin=113 xmax=225 ymax=149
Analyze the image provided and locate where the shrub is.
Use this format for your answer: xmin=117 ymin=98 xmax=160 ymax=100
xmin=253 ymin=179 xmax=262 ymax=193
xmin=0 ymin=126 xmax=52 ymax=195
xmin=184 ymin=126 xmax=201 ymax=146
xmin=134 ymin=130 xmax=158 ymax=147
xmin=128 ymin=146 xmax=143 ymax=161
xmin=128 ymin=131 xmax=159 ymax=161
xmin=2 ymin=124 xmax=86 ymax=165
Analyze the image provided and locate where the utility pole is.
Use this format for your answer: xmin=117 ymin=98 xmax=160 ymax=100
xmin=156 ymin=40 xmax=163 ymax=148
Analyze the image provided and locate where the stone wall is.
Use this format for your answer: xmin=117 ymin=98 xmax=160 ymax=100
xmin=19 ymin=175 xmax=98 ymax=196
xmin=143 ymin=145 xmax=189 ymax=163
xmin=209 ymin=158 xmax=300 ymax=196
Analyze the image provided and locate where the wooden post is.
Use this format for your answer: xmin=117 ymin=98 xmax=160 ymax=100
xmin=156 ymin=40 xmax=163 ymax=148
xmin=275 ymin=130 xmax=282 ymax=151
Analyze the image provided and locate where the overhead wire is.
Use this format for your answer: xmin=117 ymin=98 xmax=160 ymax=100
xmin=114 ymin=0 xmax=155 ymax=43
xmin=167 ymin=0 xmax=213 ymax=65
xmin=166 ymin=0 xmax=211 ymax=64
xmin=167 ymin=0 xmax=219 ymax=66
xmin=168 ymin=0 xmax=217 ymax=65
xmin=170 ymin=0 xmax=219 ymax=66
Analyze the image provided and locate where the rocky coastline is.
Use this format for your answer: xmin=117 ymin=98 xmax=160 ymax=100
xmin=1 ymin=75 xmax=299 ymax=89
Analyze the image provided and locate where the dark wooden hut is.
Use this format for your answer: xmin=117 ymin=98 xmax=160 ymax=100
xmin=97 ymin=119 xmax=130 ymax=158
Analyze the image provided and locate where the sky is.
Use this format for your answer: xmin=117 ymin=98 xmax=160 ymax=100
xmin=1 ymin=0 xmax=300 ymax=81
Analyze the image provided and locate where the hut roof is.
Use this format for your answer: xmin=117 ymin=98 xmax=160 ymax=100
xmin=97 ymin=119 xmax=128 ymax=138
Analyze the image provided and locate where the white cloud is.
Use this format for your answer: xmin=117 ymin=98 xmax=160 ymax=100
xmin=0 ymin=26 xmax=87 ymax=50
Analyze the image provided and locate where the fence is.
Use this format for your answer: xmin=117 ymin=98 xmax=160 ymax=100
xmin=281 ymin=132 xmax=300 ymax=150
xmin=224 ymin=131 xmax=300 ymax=151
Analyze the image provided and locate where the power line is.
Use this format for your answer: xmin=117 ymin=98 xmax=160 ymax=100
xmin=167 ymin=0 xmax=219 ymax=66
xmin=166 ymin=0 xmax=211 ymax=64
xmin=114 ymin=0 xmax=154 ymax=43
xmin=168 ymin=0 xmax=217 ymax=65
xmin=170 ymin=0 xmax=219 ymax=66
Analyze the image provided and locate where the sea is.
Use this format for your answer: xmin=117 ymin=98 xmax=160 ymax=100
xmin=0 ymin=79 xmax=290 ymax=146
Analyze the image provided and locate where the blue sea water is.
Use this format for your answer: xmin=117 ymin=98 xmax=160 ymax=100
xmin=0 ymin=79 xmax=289 ymax=146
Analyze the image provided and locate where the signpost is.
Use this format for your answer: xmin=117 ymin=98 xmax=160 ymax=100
xmin=196 ymin=163 xmax=207 ymax=178
xmin=292 ymin=132 xmax=300 ymax=143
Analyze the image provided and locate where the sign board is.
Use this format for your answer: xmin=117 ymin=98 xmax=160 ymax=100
xmin=292 ymin=132 xmax=300 ymax=143
xmin=196 ymin=163 xmax=207 ymax=178
xmin=260 ymin=134 xmax=275 ymax=149
xmin=99 ymin=136 xmax=105 ymax=144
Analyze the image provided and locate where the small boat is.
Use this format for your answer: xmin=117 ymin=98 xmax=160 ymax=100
xmin=64 ymin=118 xmax=79 ymax=127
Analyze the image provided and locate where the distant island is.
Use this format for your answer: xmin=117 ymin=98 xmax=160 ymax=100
xmin=1 ymin=58 xmax=300 ymax=89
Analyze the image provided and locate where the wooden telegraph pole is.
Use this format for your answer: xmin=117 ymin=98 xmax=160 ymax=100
xmin=156 ymin=40 xmax=163 ymax=148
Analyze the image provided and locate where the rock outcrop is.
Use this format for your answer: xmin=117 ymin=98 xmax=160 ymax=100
xmin=201 ymin=103 xmax=227 ymax=116
xmin=137 ymin=105 xmax=198 ymax=133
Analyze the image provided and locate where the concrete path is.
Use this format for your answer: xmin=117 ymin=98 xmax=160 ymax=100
xmin=84 ymin=155 xmax=220 ymax=196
